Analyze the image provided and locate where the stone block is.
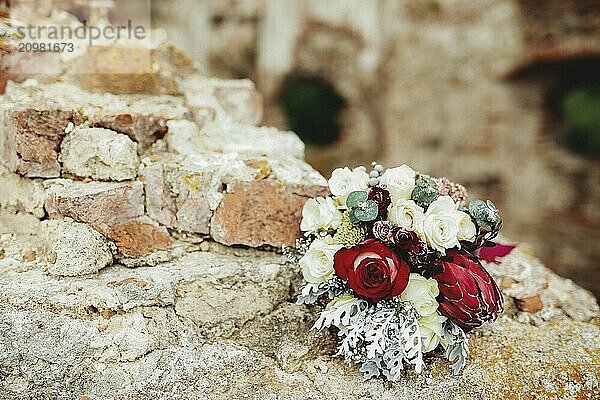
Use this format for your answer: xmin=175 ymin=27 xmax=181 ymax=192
xmin=514 ymin=291 xmax=544 ymax=313
xmin=67 ymin=43 xmax=195 ymax=95
xmin=60 ymin=127 xmax=139 ymax=181
xmin=89 ymin=113 xmax=168 ymax=153
xmin=0 ymin=163 xmax=46 ymax=218
xmin=165 ymin=119 xmax=305 ymax=160
xmin=0 ymin=108 xmax=83 ymax=178
xmin=180 ymin=75 xmax=263 ymax=126
xmin=175 ymin=171 xmax=214 ymax=235
xmin=138 ymin=162 xmax=177 ymax=228
xmin=164 ymin=119 xmax=204 ymax=155
xmin=210 ymin=181 xmax=329 ymax=248
xmin=212 ymin=79 xmax=263 ymax=125
xmin=140 ymin=151 xmax=328 ymax=243
xmin=2 ymin=80 xmax=188 ymax=154
xmin=201 ymin=120 xmax=305 ymax=159
xmin=44 ymin=180 xmax=171 ymax=256
xmin=44 ymin=180 xmax=145 ymax=233
xmin=43 ymin=218 xmax=113 ymax=276
xmin=104 ymin=216 xmax=172 ymax=258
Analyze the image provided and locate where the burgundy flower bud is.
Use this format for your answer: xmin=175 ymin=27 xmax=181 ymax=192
xmin=406 ymin=246 xmax=439 ymax=275
xmin=391 ymin=227 xmax=420 ymax=252
xmin=433 ymin=249 xmax=504 ymax=331
xmin=368 ymin=186 xmax=391 ymax=218
xmin=372 ymin=220 xmax=393 ymax=243
xmin=414 ymin=245 xmax=436 ymax=265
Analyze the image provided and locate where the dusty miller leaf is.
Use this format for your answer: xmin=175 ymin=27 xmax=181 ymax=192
xmin=313 ymin=297 xmax=368 ymax=329
xmin=442 ymin=320 xmax=469 ymax=375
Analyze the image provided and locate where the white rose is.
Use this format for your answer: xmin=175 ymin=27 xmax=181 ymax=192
xmin=387 ymin=199 xmax=425 ymax=235
xmin=327 ymin=167 xmax=370 ymax=204
xmin=426 ymin=195 xmax=458 ymax=215
xmin=300 ymin=237 xmax=343 ymax=284
xmin=418 ymin=312 xmax=447 ymax=353
xmin=379 ymin=165 xmax=416 ymax=202
xmin=423 ymin=211 xmax=460 ymax=253
xmin=456 ymin=211 xmax=476 ymax=242
xmin=423 ymin=196 xmax=461 ymax=253
xmin=400 ymin=273 xmax=441 ymax=317
xmin=300 ymin=196 xmax=343 ymax=233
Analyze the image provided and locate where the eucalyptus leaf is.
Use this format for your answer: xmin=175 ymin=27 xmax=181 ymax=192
xmin=348 ymin=209 xmax=359 ymax=223
xmin=354 ymin=200 xmax=379 ymax=221
xmin=346 ymin=191 xmax=368 ymax=208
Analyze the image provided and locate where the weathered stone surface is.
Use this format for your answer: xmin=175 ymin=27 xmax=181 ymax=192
xmin=90 ymin=113 xmax=168 ymax=153
xmin=2 ymin=80 xmax=188 ymax=121
xmin=484 ymin=247 xmax=599 ymax=324
xmin=0 ymin=247 xmax=597 ymax=399
xmin=42 ymin=218 xmax=113 ymax=276
xmin=44 ymin=180 xmax=169 ymax=257
xmin=1 ymin=80 xmax=188 ymax=153
xmin=0 ymin=212 xmax=41 ymax=238
xmin=237 ymin=302 xmax=336 ymax=373
xmin=201 ymin=120 xmax=305 ymax=159
xmin=181 ymin=75 xmax=263 ymax=125
xmin=165 ymin=118 xmax=305 ymax=160
xmin=175 ymin=171 xmax=213 ymax=234
xmin=60 ymin=127 xmax=139 ymax=181
xmin=0 ymin=164 xmax=46 ymax=218
xmin=104 ymin=216 xmax=172 ymax=258
xmin=213 ymin=79 xmax=263 ymax=125
xmin=211 ymin=180 xmax=328 ymax=247
xmin=139 ymin=150 xmax=327 ymax=242
xmin=0 ymin=108 xmax=84 ymax=178
xmin=139 ymin=153 xmax=222 ymax=234
xmin=138 ymin=161 xmax=177 ymax=227
xmin=515 ymin=292 xmax=544 ymax=313
xmin=164 ymin=119 xmax=205 ymax=155
xmin=21 ymin=250 xmax=36 ymax=261
xmin=44 ymin=180 xmax=145 ymax=233
xmin=68 ymin=43 xmax=195 ymax=95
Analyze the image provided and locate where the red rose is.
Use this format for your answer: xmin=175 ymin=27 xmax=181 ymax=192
xmin=334 ymin=239 xmax=410 ymax=302
xmin=433 ymin=249 xmax=503 ymax=331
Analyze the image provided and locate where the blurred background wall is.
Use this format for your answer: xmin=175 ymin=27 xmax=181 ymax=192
xmin=3 ymin=0 xmax=599 ymax=299
xmin=152 ymin=0 xmax=600 ymax=298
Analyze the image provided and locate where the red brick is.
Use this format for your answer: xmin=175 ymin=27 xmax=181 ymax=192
xmin=1 ymin=109 xmax=83 ymax=177
xmin=105 ymin=216 xmax=172 ymax=257
xmin=210 ymin=181 xmax=329 ymax=247
xmin=90 ymin=113 xmax=168 ymax=153
xmin=45 ymin=180 xmax=145 ymax=233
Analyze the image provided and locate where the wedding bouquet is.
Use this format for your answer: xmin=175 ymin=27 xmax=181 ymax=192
xmin=285 ymin=163 xmax=506 ymax=381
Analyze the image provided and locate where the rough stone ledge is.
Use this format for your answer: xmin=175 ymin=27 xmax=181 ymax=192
xmin=0 ymin=250 xmax=293 ymax=326
xmin=0 ymin=246 xmax=598 ymax=400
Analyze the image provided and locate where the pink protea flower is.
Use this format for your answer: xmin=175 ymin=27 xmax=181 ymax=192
xmin=433 ymin=249 xmax=503 ymax=331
